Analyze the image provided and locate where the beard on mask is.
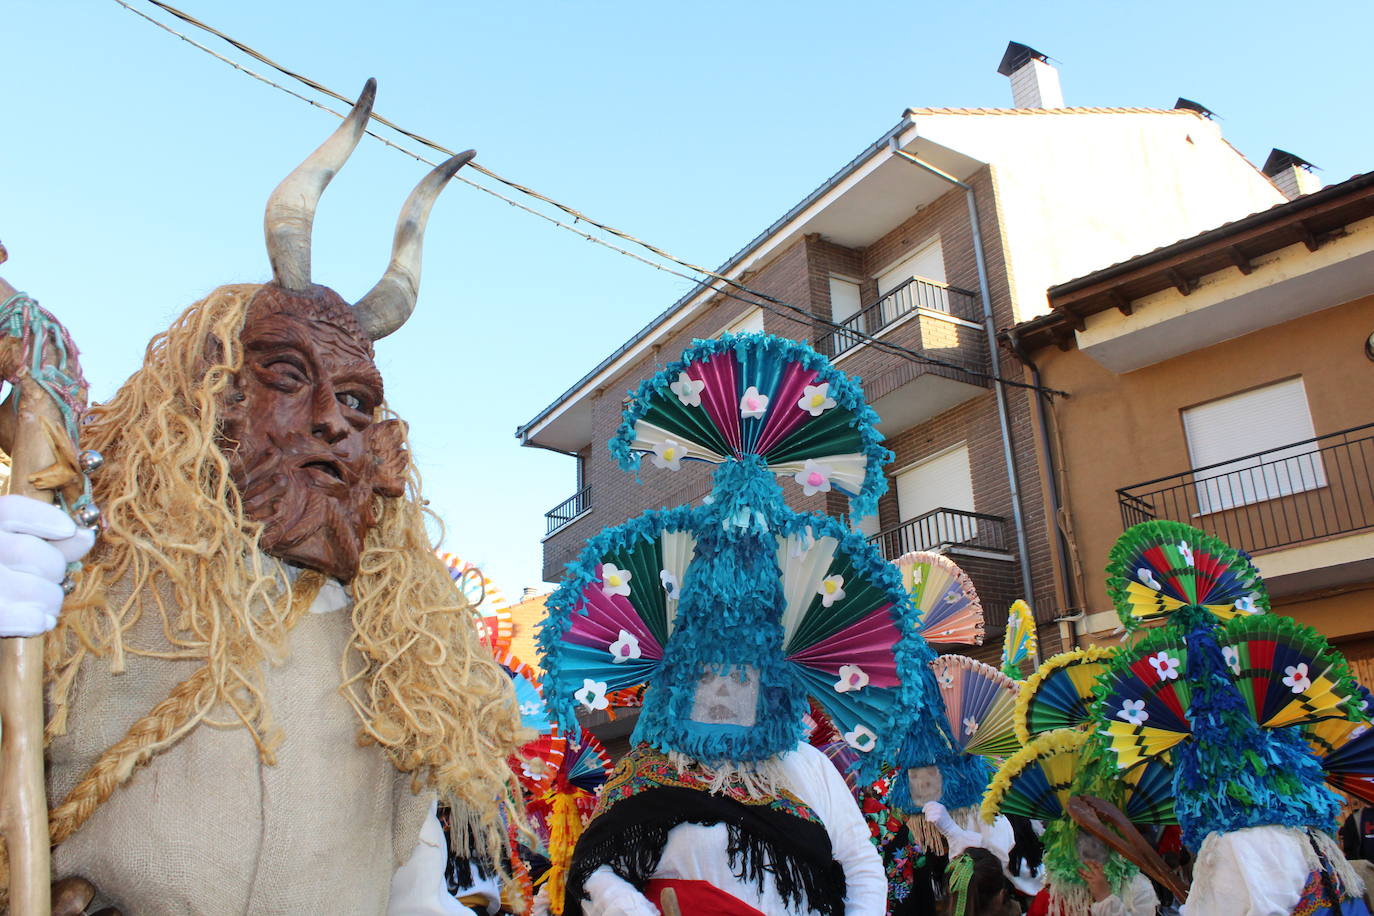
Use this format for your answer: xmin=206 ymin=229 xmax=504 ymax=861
xmin=230 ymin=436 xmax=377 ymax=581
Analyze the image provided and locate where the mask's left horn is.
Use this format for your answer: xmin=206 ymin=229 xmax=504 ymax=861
xmin=352 ymin=150 xmax=474 ymax=341
xmin=263 ymin=79 xmax=377 ymax=290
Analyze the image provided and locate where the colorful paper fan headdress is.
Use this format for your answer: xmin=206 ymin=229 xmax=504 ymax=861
xmin=895 ymin=551 xmax=986 ymax=647
xmin=540 ymin=334 xmax=938 ymax=770
xmin=887 ymin=559 xmax=998 ymax=821
xmin=1014 ymin=645 xmax=1117 ymax=745
xmin=1093 ymin=521 xmax=1362 ymax=849
xmin=1002 ymin=599 xmax=1037 ymax=679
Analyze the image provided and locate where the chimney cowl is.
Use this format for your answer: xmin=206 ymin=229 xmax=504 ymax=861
xmin=998 ymin=40 xmax=1064 ymax=108
xmin=997 ymin=41 xmax=1050 ymax=76
xmin=1262 ymin=148 xmax=1322 ymax=201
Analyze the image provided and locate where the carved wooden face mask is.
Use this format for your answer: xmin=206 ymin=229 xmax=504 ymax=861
xmin=217 ymin=79 xmax=473 ymax=580
xmin=221 ymin=287 xmax=406 ymax=581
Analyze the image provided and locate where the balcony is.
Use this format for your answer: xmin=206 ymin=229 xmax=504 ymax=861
xmin=868 ymin=507 xmax=1010 ymax=560
xmin=868 ymin=508 xmax=1020 ymax=637
xmin=544 ymin=486 xmax=592 ymax=537
xmin=816 ymin=276 xmax=981 ymax=361
xmin=1117 ymin=423 xmax=1374 ymax=595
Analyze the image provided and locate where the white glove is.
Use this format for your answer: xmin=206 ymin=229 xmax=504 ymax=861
xmin=923 ymin=800 xmax=982 ymax=858
xmin=582 ymin=866 xmax=660 ymax=916
xmin=0 ymin=494 xmax=95 ymax=637
xmin=922 ymin=800 xmax=955 ymax=832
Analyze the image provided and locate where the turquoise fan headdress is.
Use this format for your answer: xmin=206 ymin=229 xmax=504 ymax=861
xmin=610 ymin=334 xmax=892 ymax=518
xmin=540 ymin=334 xmax=934 ymax=771
xmin=1092 ymin=521 xmax=1362 ymax=850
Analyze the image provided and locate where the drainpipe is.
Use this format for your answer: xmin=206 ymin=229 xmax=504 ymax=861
xmin=888 ymin=142 xmax=1038 ymax=644
xmin=1007 ymin=326 xmax=1080 ymax=654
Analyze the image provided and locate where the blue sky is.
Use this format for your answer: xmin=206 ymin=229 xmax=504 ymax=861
xmin=3 ymin=0 xmax=1370 ymax=596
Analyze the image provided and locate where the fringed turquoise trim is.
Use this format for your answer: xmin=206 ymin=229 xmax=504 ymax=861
xmin=537 ymin=506 xmax=698 ymax=730
xmin=607 ymin=333 xmax=892 ymax=518
xmin=629 ymin=496 xmax=803 ymax=763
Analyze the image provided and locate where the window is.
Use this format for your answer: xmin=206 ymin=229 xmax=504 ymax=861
xmin=876 ymin=237 xmax=947 ymax=323
xmin=722 ymin=308 xmax=764 ymax=336
xmin=1183 ymin=378 xmax=1326 ymax=513
xmin=828 ymin=276 xmax=863 ymax=354
xmin=892 ymin=444 xmax=977 ymax=551
xmin=896 ymin=444 xmax=974 ymax=521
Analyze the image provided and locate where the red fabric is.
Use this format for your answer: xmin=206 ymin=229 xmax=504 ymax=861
xmin=1027 ymin=887 xmax=1051 ymax=916
xmin=644 ymin=878 xmax=767 ymax=916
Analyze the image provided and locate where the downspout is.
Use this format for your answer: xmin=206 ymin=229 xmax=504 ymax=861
xmin=888 ymin=142 xmax=1038 ymax=652
xmin=1006 ymin=327 xmax=1081 ymax=652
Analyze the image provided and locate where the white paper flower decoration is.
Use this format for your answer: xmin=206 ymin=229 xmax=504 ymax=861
xmin=1137 ymin=567 xmax=1163 ymax=591
xmin=794 ymin=459 xmax=833 ymax=497
xmin=519 ymin=700 xmax=544 ymax=718
xmin=1117 ymin=699 xmax=1149 ymax=726
xmin=660 ymin=569 xmax=680 ymax=600
xmin=608 ymin=629 xmax=642 ymax=664
xmin=650 ymin=438 xmax=687 ymax=471
xmin=1234 ymin=595 xmax=1260 ymax=615
xmin=937 ymin=670 xmax=955 ymax=690
xmin=1222 ymin=646 xmax=1241 ymax=674
xmin=669 ymin=371 xmax=705 ymax=407
xmin=844 ymin=724 xmax=877 ymax=753
xmin=818 ymin=574 xmax=846 ymax=608
xmin=797 ymin=382 xmax=837 ymax=417
xmin=1178 ymin=541 xmax=1194 ymax=567
xmin=575 ymin=678 xmax=609 ymax=712
xmin=520 ymin=757 xmax=548 ymax=780
xmin=1283 ymin=663 xmax=1311 ymax=694
xmin=600 ymin=563 xmax=633 ymax=598
xmin=1148 ymin=651 xmax=1181 ymax=681
xmin=963 ymin=717 xmax=980 ymax=737
xmin=834 ymin=664 xmax=869 ymax=693
xmin=739 ymin=386 xmax=770 ymax=419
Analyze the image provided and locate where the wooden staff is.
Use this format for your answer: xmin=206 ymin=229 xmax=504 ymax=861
xmin=1067 ymin=794 xmax=1189 ymax=903
xmin=0 ymin=258 xmax=89 ymax=916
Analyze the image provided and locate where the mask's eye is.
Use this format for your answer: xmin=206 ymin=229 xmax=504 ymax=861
xmin=338 ymin=392 xmax=363 ymax=411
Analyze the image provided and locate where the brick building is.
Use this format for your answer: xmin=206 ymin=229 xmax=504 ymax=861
xmin=1007 ymin=168 xmax=1374 ymax=669
xmin=517 ymin=42 xmax=1285 ymax=662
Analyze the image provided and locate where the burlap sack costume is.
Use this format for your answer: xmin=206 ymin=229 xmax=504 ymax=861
xmin=47 ymin=573 xmax=431 ymax=914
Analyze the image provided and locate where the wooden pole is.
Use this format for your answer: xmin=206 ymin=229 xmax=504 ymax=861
xmin=0 ymin=272 xmax=80 ymax=916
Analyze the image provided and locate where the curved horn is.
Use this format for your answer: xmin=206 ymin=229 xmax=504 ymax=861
xmin=263 ymin=79 xmax=377 ymax=290
xmin=352 ymin=150 xmax=474 ymax=340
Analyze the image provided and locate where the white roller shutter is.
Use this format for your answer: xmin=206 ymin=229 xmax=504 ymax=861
xmin=1182 ymin=377 xmax=1325 ymax=513
xmin=895 ymin=444 xmax=974 ymax=521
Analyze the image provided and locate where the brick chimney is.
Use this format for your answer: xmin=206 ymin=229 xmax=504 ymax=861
xmin=997 ymin=41 xmax=1064 ymax=109
xmin=1262 ymin=149 xmax=1322 ymax=201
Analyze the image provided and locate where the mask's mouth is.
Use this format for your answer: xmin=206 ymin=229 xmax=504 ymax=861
xmin=299 ymin=457 xmax=347 ymax=490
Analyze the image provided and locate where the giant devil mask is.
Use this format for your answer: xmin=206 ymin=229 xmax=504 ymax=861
xmin=218 ymin=79 xmax=473 ymax=581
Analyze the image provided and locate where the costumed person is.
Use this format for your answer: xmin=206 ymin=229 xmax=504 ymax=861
xmin=884 ymin=553 xmax=1022 ymax=900
xmin=982 ymin=727 xmax=1162 ymax=916
xmin=0 ymin=81 xmax=525 ymax=914
xmin=1093 ymin=521 xmax=1371 ymax=916
xmin=539 ymin=334 xmax=943 ymax=915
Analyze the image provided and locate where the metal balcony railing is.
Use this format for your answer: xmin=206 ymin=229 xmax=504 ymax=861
xmin=867 ymin=507 xmax=1010 ymax=561
xmin=817 ymin=276 xmax=979 ymax=359
xmin=1117 ymin=422 xmax=1374 ymax=554
xmin=545 ymin=486 xmax=592 ymax=536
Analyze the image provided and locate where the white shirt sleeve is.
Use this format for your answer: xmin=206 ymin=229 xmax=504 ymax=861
xmin=387 ymin=800 xmax=483 ymax=916
xmin=782 ymin=743 xmax=886 ymax=916
xmin=1182 ymin=827 xmax=1314 ymax=916
xmin=1090 ymin=873 xmax=1160 ymax=916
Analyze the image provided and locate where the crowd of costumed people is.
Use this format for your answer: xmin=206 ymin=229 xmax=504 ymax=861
xmin=451 ymin=331 xmax=1374 ymax=916
xmin=0 ymin=79 xmax=1370 ymax=914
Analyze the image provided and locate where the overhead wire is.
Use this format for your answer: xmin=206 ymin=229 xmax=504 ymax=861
xmin=109 ymin=0 xmax=1065 ymax=397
